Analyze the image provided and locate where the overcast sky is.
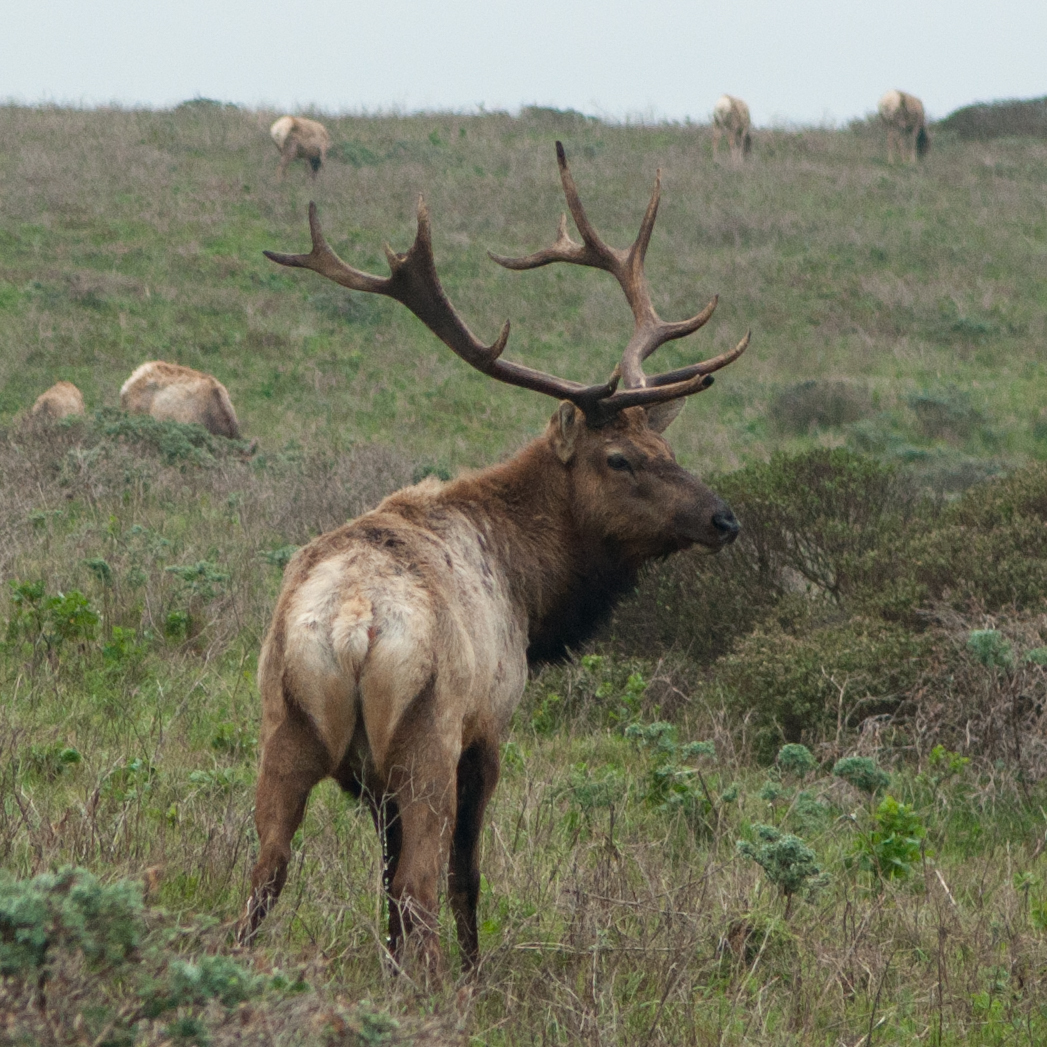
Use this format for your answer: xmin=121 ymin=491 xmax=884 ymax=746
xmin=4 ymin=1 xmax=1045 ymax=125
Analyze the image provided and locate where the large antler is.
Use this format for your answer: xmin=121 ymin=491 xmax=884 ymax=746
xmin=264 ymin=142 xmax=748 ymax=426
xmin=490 ymin=141 xmax=749 ymax=419
xmin=264 ymin=200 xmax=622 ymax=414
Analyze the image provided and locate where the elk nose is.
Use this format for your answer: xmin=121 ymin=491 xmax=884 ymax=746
xmin=712 ymin=508 xmax=740 ymax=543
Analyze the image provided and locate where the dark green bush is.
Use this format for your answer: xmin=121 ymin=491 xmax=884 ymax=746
xmin=833 ymin=756 xmax=891 ymax=796
xmin=939 ymin=97 xmax=1047 ymax=140
xmin=612 ymin=448 xmax=915 ymax=662
xmin=716 ymin=618 xmax=927 ymax=758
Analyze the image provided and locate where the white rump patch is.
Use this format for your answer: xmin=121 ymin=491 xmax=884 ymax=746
xmin=270 ymin=116 xmax=294 ymax=149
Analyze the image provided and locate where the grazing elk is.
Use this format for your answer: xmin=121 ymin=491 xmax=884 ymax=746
xmin=878 ymin=90 xmax=930 ymax=163
xmin=712 ymin=95 xmax=752 ymax=160
xmin=120 ymin=361 xmax=241 ymax=439
xmin=270 ymin=116 xmax=332 ymax=180
xmin=31 ymin=380 xmax=85 ymax=420
xmin=239 ymin=143 xmax=749 ymax=972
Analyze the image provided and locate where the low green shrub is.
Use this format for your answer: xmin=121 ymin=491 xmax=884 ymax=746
xmin=717 ymin=618 xmax=926 ymax=758
xmin=0 ymin=867 xmax=142 ymax=978
xmin=769 ymin=380 xmax=872 ymax=435
xmin=833 ymin=756 xmax=891 ymax=796
xmin=737 ymin=825 xmax=826 ymax=911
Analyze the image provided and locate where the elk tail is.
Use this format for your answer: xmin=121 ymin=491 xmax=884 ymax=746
xmin=916 ymin=125 xmax=930 ymax=158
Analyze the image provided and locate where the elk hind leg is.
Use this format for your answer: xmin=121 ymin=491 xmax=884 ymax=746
xmin=449 ymin=740 xmax=500 ymax=970
xmin=383 ymin=741 xmax=458 ymax=973
xmin=239 ymin=713 xmax=330 ymax=944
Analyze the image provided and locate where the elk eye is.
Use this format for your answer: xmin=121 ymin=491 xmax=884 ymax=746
xmin=607 ymin=453 xmax=632 ymax=472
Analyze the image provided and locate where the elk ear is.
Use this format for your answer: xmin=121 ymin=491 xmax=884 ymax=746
xmin=551 ymin=401 xmax=584 ymax=463
xmin=645 ymin=398 xmax=686 ymax=434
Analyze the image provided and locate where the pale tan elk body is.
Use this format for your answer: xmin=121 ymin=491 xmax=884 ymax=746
xmin=120 ymin=361 xmax=241 ymax=439
xmin=240 ymin=143 xmax=749 ymax=972
xmin=270 ymin=116 xmax=331 ymax=180
xmin=712 ymin=94 xmax=752 ymax=160
xmin=878 ymin=90 xmax=930 ymax=163
xmin=31 ymin=380 xmax=85 ymax=420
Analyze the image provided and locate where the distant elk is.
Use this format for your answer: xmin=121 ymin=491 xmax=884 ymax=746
xmin=712 ymin=95 xmax=752 ymax=160
xmin=238 ymin=142 xmax=749 ymax=973
xmin=120 ymin=361 xmax=241 ymax=439
xmin=31 ymin=381 xmax=85 ymax=420
xmin=270 ymin=116 xmax=331 ymax=180
xmin=878 ymin=90 xmax=930 ymax=163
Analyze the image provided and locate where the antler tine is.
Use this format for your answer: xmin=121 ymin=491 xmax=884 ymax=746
xmin=263 ymin=202 xmax=391 ymax=294
xmin=629 ymin=169 xmax=661 ymax=271
xmin=587 ymin=331 xmax=751 ymax=421
xmin=488 ymin=213 xmax=593 ymax=270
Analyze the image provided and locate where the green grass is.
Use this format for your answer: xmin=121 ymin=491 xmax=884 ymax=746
xmin=3 ymin=104 xmax=1047 ymax=1045
xmin=2 ymin=105 xmax=1047 ymax=473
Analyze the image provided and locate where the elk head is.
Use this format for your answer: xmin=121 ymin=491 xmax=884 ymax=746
xmin=264 ymin=141 xmax=748 ymax=559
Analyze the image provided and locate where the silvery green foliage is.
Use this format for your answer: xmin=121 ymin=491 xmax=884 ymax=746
xmin=0 ymin=867 xmax=142 ymax=977
xmin=833 ymin=756 xmax=890 ymax=795
xmin=737 ymin=825 xmax=827 ymax=901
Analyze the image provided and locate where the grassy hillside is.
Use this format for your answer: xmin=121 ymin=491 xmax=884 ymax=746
xmin=3 ymin=105 xmax=1047 ymax=1046
xmin=2 ymin=103 xmax=1047 ymax=475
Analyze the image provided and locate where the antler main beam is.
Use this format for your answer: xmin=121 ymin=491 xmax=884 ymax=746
xmin=263 ymin=143 xmax=748 ymax=427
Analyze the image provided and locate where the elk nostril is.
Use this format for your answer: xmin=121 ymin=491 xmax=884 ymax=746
xmin=712 ymin=509 xmax=740 ymax=541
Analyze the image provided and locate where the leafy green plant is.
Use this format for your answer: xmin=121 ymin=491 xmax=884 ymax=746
xmin=210 ymin=721 xmax=256 ymax=759
xmin=18 ymin=742 xmax=82 ymax=782
xmin=737 ymin=825 xmax=826 ymax=915
xmin=5 ymin=580 xmax=99 ymax=653
xmin=165 ymin=560 xmax=229 ymax=601
xmin=164 ymin=609 xmax=192 ymax=642
xmin=103 ymin=758 xmax=157 ymax=803
xmin=625 ymin=721 xmax=724 ymax=830
xmin=142 ymin=954 xmax=265 ymax=1016
xmin=260 ymin=544 xmax=299 ymax=569
xmin=530 ymin=690 xmax=563 ymax=736
xmin=557 ymin=762 xmax=627 ymax=834
xmin=847 ymin=795 xmax=926 ymax=884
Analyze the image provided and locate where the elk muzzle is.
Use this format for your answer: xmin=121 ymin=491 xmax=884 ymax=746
xmin=673 ymin=492 xmax=740 ymax=551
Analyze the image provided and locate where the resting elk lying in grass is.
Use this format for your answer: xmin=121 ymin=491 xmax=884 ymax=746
xmin=120 ymin=361 xmax=242 ymax=439
xmin=239 ymin=142 xmax=749 ymax=973
xmin=31 ymin=380 xmax=85 ymax=420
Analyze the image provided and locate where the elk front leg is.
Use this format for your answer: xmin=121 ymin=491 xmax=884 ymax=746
xmin=449 ymin=741 xmax=500 ymax=970
xmin=238 ymin=714 xmax=330 ymax=945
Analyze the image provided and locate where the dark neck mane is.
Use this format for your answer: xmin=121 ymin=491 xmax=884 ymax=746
xmin=440 ymin=438 xmax=640 ymax=667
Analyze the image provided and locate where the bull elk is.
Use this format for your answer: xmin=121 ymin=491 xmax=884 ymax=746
xmin=239 ymin=142 xmax=749 ymax=972
xmin=878 ymin=90 xmax=930 ymax=163
xmin=712 ymin=95 xmax=752 ymax=160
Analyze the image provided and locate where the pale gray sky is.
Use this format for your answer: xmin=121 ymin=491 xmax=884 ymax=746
xmin=5 ymin=1 xmax=1045 ymax=125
